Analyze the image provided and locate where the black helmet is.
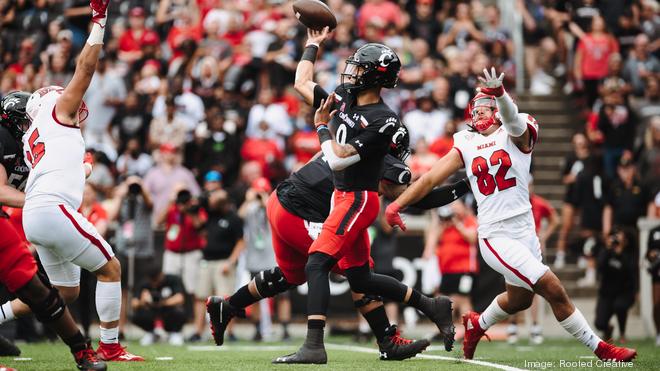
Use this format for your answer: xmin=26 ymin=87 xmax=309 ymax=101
xmin=390 ymin=123 xmax=411 ymax=162
xmin=1 ymin=91 xmax=31 ymax=140
xmin=341 ymin=43 xmax=401 ymax=94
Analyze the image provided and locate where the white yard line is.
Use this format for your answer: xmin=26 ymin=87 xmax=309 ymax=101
xmin=189 ymin=343 xmax=528 ymax=370
xmin=326 ymin=343 xmax=528 ymax=371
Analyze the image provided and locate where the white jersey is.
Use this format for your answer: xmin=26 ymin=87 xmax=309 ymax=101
xmin=22 ymin=88 xmax=86 ymax=210
xmin=453 ymin=113 xmax=539 ymax=229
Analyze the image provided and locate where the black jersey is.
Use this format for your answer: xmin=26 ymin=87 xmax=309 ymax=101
xmin=325 ymin=85 xmax=400 ymax=192
xmin=0 ymin=126 xmax=29 ymax=191
xmin=277 ymin=154 xmax=411 ymax=223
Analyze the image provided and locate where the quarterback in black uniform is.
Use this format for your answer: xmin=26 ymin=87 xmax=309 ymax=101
xmin=254 ymin=28 xmax=455 ymax=364
xmin=207 ymin=135 xmax=470 ymax=361
xmin=0 ymin=91 xmax=106 ymax=370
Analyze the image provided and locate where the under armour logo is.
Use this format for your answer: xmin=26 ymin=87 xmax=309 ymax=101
xmin=380 ymin=352 xmax=388 ymax=359
xmin=452 ymin=190 xmax=457 ymax=199
xmin=355 ymin=140 xmax=363 ymax=147
xmin=467 ymin=320 xmax=474 ymax=330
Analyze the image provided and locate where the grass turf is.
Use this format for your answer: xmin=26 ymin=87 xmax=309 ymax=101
xmin=1 ymin=337 xmax=657 ymax=370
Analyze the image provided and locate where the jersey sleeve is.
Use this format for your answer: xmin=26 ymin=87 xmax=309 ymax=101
xmin=312 ymin=84 xmax=329 ymax=109
xmin=451 ymin=131 xmax=467 ymax=166
xmin=520 ymin=113 xmax=539 ymax=148
xmin=381 ymin=154 xmax=411 ymax=185
xmin=347 ymin=115 xmax=398 ymax=159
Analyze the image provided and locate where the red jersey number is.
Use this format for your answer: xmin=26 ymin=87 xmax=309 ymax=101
xmin=26 ymin=129 xmax=45 ymax=168
xmin=471 ymin=150 xmax=516 ymax=196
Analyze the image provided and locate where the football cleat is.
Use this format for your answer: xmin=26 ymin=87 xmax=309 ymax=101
xmin=74 ymin=345 xmax=107 ymax=370
xmin=272 ymin=345 xmax=327 ymax=364
xmin=96 ymin=342 xmax=144 ymax=362
xmin=206 ymin=296 xmax=245 ymax=346
xmin=424 ymin=296 xmax=455 ymax=351
xmin=462 ymin=311 xmax=491 ymax=359
xmin=377 ymin=325 xmax=430 ymax=361
xmin=594 ymin=341 xmax=636 ymax=362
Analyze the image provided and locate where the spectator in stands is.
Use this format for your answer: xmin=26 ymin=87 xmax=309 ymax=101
xmin=639 ymin=116 xmax=660 ymax=196
xmin=240 ymin=119 xmax=285 ymax=181
xmin=409 ymin=138 xmax=439 ymax=182
xmin=598 ymin=53 xmax=631 ymax=101
xmin=596 ymin=91 xmax=637 ymax=178
xmin=357 ymin=0 xmax=404 ymax=40
xmin=602 ymin=155 xmax=650 ymax=248
xmin=118 ymin=7 xmax=160 ymax=63
xmin=158 ymin=187 xmax=206 ymax=295
xmin=84 ymin=55 xmax=127 ymax=161
xmin=149 ymin=95 xmax=188 ymax=150
xmin=555 ymin=133 xmax=592 ymax=268
xmin=573 ymin=15 xmax=620 ymax=108
xmin=430 ymin=120 xmax=458 ymax=158
xmin=646 ymin=224 xmax=660 ymax=347
xmin=424 ymin=201 xmax=478 ymax=323
xmin=630 ymin=76 xmax=660 ymax=122
xmin=112 ymin=91 xmax=152 ymax=153
xmin=144 ymin=142 xmax=201 ymax=225
xmin=132 ymin=266 xmax=186 ymax=346
xmin=407 ymin=0 xmax=441 ymax=50
xmin=116 ymin=138 xmax=154 ymax=178
xmin=106 ymin=176 xmax=154 ymax=338
xmin=246 ymin=88 xmax=293 ymax=149
xmin=190 ymin=189 xmax=244 ymax=342
xmin=289 ymin=108 xmax=320 ymax=170
xmin=152 ymin=76 xmax=205 ymax=134
xmin=196 ymin=106 xmax=239 ymax=185
xmin=595 ymin=228 xmax=637 ymax=343
xmin=623 ymin=34 xmax=660 ymax=97
xmin=403 ymin=89 xmax=448 ymax=148
xmin=437 ymin=2 xmax=484 ymax=51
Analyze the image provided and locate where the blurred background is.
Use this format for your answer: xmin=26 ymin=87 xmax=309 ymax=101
xmin=0 ymin=0 xmax=658 ymax=348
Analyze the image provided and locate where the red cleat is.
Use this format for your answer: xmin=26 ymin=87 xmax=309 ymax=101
xmin=96 ymin=342 xmax=144 ymax=362
xmin=0 ymin=366 xmax=17 ymax=371
xmin=594 ymin=341 xmax=637 ymax=362
xmin=462 ymin=311 xmax=490 ymax=360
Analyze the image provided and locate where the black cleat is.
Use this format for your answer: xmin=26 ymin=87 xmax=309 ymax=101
xmin=0 ymin=334 xmax=20 ymax=356
xmin=272 ymin=345 xmax=327 ymax=364
xmin=74 ymin=344 xmax=107 ymax=371
xmin=206 ymin=296 xmax=245 ymax=346
xmin=377 ymin=325 xmax=430 ymax=361
xmin=424 ymin=296 xmax=455 ymax=351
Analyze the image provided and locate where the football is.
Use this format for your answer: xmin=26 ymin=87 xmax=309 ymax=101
xmin=292 ymin=0 xmax=337 ymax=31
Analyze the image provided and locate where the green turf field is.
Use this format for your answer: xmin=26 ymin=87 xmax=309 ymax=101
xmin=1 ymin=337 xmax=657 ymax=370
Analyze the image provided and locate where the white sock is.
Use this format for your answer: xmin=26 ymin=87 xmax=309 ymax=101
xmin=559 ymin=308 xmax=601 ymax=351
xmin=0 ymin=302 xmax=15 ymax=324
xmin=478 ymin=298 xmax=510 ymax=330
xmin=100 ymin=326 xmax=119 ymax=344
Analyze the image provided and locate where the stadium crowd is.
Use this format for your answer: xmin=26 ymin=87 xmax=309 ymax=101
xmin=0 ymin=0 xmax=659 ymax=346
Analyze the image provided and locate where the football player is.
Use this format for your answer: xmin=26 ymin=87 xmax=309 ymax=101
xmin=0 ymin=93 xmax=106 ymax=370
xmin=0 ymin=0 xmax=143 ymax=362
xmin=386 ymin=67 xmax=637 ymax=362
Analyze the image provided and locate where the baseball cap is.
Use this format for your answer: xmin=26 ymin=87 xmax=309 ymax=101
xmin=159 ymin=143 xmax=178 ymax=153
xmin=251 ymin=177 xmax=272 ymax=193
xmin=129 ymin=7 xmax=145 ymax=18
xmin=205 ymin=170 xmax=222 ymax=183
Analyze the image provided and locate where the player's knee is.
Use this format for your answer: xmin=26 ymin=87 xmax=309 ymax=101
xmin=344 ymin=264 xmax=371 ymax=293
xmin=253 ymin=267 xmax=295 ymax=298
xmin=16 ymin=274 xmax=67 ymax=323
xmin=95 ymin=257 xmax=121 ymax=282
xmin=305 ymin=253 xmax=336 ymax=280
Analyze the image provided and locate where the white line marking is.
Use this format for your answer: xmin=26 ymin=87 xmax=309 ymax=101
xmin=188 ymin=343 xmax=527 ymax=370
xmin=13 ymin=358 xmax=32 ymax=361
xmin=156 ymin=357 xmax=174 ymax=361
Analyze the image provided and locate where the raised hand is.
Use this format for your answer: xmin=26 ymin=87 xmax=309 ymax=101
xmin=90 ymin=0 xmax=110 ymax=27
xmin=478 ymin=67 xmax=505 ymax=97
xmin=314 ymin=93 xmax=337 ymax=127
xmin=306 ymin=26 xmax=331 ymax=47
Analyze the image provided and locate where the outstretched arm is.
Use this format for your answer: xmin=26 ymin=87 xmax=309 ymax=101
xmin=294 ymin=27 xmax=330 ymax=106
xmin=385 ymin=149 xmax=463 ymax=230
xmin=55 ymin=0 xmax=109 ymax=125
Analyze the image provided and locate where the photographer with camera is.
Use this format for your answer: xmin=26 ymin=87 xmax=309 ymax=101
xmin=131 ymin=265 xmax=186 ymax=346
xmin=594 ymin=228 xmax=638 ymax=342
xmin=106 ymin=175 xmax=154 ymax=337
xmin=647 ymin=224 xmax=660 ymax=346
xmin=157 ymin=186 xmax=207 ymax=295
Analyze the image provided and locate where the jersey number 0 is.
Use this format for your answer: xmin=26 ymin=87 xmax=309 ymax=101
xmin=471 ymin=149 xmax=516 ymax=196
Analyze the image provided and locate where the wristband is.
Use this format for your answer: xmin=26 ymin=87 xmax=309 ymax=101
xmin=316 ymin=125 xmax=331 ymax=143
xmin=301 ymin=45 xmax=319 ymax=63
xmin=86 ymin=22 xmax=106 ymax=46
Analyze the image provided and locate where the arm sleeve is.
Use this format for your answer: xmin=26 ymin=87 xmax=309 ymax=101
xmin=409 ymin=178 xmax=471 ymax=210
xmin=320 ymin=141 xmax=361 ymax=171
xmin=495 ymin=92 xmax=525 ymax=137
xmin=312 ymin=84 xmax=329 ymax=109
